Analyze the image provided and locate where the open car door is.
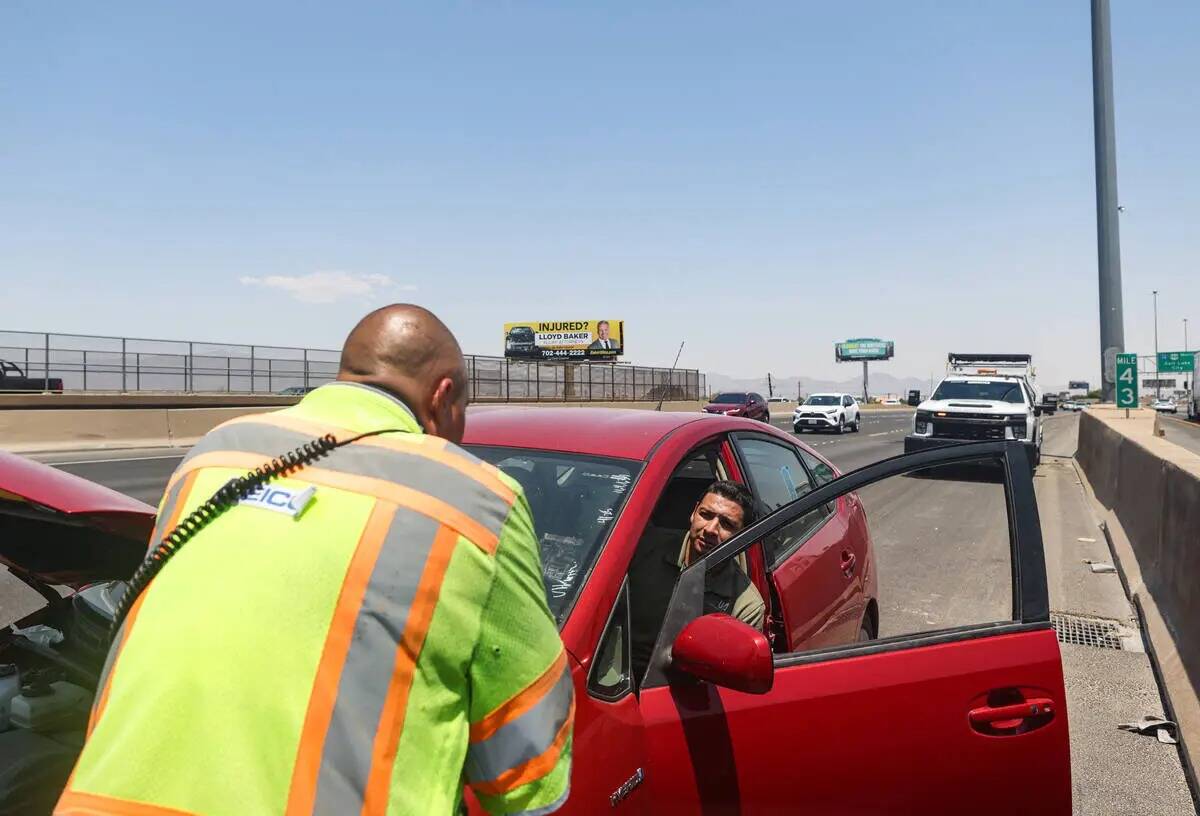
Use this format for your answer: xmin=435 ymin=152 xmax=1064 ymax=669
xmin=635 ymin=440 xmax=1071 ymax=815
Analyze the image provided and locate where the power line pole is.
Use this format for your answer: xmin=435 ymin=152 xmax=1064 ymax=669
xmin=1092 ymin=0 xmax=1125 ymax=402
xmin=1153 ymin=290 xmax=1160 ymax=399
xmin=767 ymin=372 xmax=774 ymax=399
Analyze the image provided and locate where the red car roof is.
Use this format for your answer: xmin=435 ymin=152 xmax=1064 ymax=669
xmin=463 ymin=407 xmax=715 ymax=460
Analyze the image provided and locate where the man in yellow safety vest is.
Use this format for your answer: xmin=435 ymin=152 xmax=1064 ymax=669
xmin=57 ymin=305 xmax=573 ymax=816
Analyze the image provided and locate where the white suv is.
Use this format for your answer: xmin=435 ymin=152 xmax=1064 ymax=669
xmin=905 ymin=375 xmax=1043 ymax=468
xmin=793 ymin=393 xmax=861 ymax=434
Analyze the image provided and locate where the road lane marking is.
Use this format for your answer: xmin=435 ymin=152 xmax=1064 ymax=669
xmin=869 ymin=432 xmax=889 ymax=437
xmin=49 ymin=454 xmax=187 ymax=466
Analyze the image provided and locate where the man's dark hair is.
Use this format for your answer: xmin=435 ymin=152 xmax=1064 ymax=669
xmin=702 ymin=480 xmax=756 ymax=527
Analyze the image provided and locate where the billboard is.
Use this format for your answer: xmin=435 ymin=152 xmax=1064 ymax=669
xmin=504 ymin=320 xmax=624 ymax=360
xmin=835 ymin=338 xmax=894 ymax=362
xmin=1068 ymin=380 xmax=1090 ymax=390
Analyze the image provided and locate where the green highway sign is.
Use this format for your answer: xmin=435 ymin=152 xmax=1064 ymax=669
xmin=1157 ymin=351 xmax=1195 ymax=374
xmin=1116 ymin=353 xmax=1138 ymax=408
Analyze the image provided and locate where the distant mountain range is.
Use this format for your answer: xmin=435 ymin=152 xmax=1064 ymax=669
xmin=705 ymin=371 xmax=1071 ymax=399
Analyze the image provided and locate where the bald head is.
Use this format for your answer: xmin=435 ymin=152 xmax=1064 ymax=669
xmin=338 ymin=304 xmax=468 ymax=442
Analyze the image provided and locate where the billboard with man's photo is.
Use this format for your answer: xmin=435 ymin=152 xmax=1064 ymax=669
xmin=503 ymin=320 xmax=625 ymax=360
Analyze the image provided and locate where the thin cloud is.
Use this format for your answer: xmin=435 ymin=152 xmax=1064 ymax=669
xmin=239 ymin=271 xmax=417 ymax=304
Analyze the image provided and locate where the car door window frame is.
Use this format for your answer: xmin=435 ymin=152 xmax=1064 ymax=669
xmin=640 ymin=440 xmax=1046 ymax=688
xmin=728 ymin=432 xmax=834 ymax=567
xmin=587 ymin=578 xmax=633 ymax=702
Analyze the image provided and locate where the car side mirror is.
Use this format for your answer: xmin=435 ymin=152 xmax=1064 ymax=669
xmin=1034 ymin=406 xmax=1043 ymax=416
xmin=670 ymin=613 xmax=774 ymax=694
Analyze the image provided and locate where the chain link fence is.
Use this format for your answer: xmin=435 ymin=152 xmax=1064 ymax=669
xmin=0 ymin=331 xmax=705 ymax=402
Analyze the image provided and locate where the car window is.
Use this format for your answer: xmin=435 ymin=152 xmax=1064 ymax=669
xmin=464 ymin=445 xmax=640 ymax=625
xmin=733 ymin=437 xmax=834 ymax=563
xmin=712 ymin=393 xmax=747 ymax=404
xmin=798 ymin=449 xmax=835 ymax=487
xmin=708 ymin=454 xmax=1017 ymax=659
xmin=931 ymin=380 xmax=1025 ymax=403
xmin=588 ymin=582 xmax=632 ymax=701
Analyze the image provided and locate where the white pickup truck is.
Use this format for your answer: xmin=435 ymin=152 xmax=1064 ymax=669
xmin=905 ymin=354 xmax=1045 ymax=470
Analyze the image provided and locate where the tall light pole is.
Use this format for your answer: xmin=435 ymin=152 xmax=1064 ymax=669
xmin=1185 ymin=318 xmax=1190 ymax=352
xmin=1092 ymin=0 xmax=1125 ymax=401
xmin=1153 ymin=290 xmax=1160 ymax=399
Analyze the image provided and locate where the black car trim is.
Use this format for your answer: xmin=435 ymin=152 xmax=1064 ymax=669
xmin=772 ymin=620 xmax=1050 ymax=668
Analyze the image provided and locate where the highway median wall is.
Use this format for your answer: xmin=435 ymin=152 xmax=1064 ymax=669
xmin=1077 ymin=407 xmax=1200 ymax=779
xmin=0 ymin=395 xmax=707 ymax=453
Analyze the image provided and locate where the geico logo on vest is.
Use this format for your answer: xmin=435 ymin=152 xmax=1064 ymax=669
xmin=239 ymin=484 xmax=318 ymax=518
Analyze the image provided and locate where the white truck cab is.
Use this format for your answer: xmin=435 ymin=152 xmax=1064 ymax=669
xmin=905 ymin=353 xmax=1045 ymax=469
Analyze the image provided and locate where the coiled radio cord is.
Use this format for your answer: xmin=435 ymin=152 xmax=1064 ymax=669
xmin=109 ymin=429 xmax=396 ymax=640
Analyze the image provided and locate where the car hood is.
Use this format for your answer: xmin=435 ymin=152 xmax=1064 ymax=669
xmin=0 ymin=450 xmax=155 ymax=586
xmin=918 ymin=399 xmax=1027 ymax=415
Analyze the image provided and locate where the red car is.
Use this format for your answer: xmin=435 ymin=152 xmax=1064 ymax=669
xmin=0 ymin=408 xmax=1071 ymax=815
xmin=702 ymin=391 xmax=771 ymax=422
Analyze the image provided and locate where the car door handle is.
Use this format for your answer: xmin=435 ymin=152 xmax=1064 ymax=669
xmin=969 ymin=697 xmax=1055 ymax=726
xmin=839 ymin=551 xmax=856 ymax=577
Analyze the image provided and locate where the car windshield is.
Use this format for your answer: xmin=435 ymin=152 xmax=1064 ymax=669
xmin=932 ymin=380 xmax=1026 ymax=403
xmin=509 ymin=328 xmax=534 ymax=340
xmin=804 ymin=395 xmax=840 ymax=406
xmin=464 ymin=445 xmax=640 ymax=625
xmin=712 ymin=393 xmax=747 ymax=404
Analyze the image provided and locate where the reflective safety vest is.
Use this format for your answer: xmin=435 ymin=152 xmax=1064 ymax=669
xmin=57 ymin=382 xmax=573 ymax=816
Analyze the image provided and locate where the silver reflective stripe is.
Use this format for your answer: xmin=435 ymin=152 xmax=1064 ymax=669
xmin=149 ymin=476 xmax=191 ymax=546
xmin=181 ymin=420 xmax=513 ymax=540
xmin=311 ymin=511 xmax=443 ymax=814
xmin=92 ymin=616 xmax=128 ymax=720
xmin=465 ymin=665 xmax=574 ymax=785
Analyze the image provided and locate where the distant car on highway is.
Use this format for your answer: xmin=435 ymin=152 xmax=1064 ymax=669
xmin=703 ymin=392 xmax=770 ymax=422
xmin=907 ymin=354 xmax=1044 ymax=470
xmin=793 ymin=392 xmax=861 ymax=433
xmin=1041 ymin=393 xmax=1059 ymax=415
xmin=1151 ymin=398 xmax=1177 ymax=414
xmin=0 ymin=359 xmax=63 ymax=392
xmin=278 ymin=386 xmax=318 ymax=396
xmin=881 ymin=397 xmax=902 ymax=406
xmin=1060 ymin=401 xmax=1083 ymax=412
xmin=766 ymin=396 xmax=790 ymax=404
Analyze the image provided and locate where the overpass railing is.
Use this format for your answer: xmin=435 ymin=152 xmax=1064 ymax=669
xmin=0 ymin=330 xmax=705 ymax=402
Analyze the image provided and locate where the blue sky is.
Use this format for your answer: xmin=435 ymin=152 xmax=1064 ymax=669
xmin=3 ymin=1 xmax=1197 ymax=387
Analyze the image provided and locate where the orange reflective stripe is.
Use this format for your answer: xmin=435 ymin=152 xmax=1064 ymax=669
xmin=285 ymin=501 xmax=396 ymax=816
xmin=470 ymin=650 xmax=568 ymax=743
xmin=168 ymin=452 xmax=500 ymax=553
xmin=470 ymin=699 xmax=575 ymax=797
xmin=360 ymin=524 xmax=461 ymax=816
xmin=56 ymin=788 xmax=198 ymax=815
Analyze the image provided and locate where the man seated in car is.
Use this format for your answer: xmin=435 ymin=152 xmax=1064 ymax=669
xmin=629 ymin=480 xmax=766 ymax=682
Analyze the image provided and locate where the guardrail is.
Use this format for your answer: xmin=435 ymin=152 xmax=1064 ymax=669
xmin=0 ymin=330 xmax=705 ymax=402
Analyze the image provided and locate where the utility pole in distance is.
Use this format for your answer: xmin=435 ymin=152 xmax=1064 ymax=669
xmin=767 ymin=373 xmax=774 ymax=399
xmin=1092 ymin=0 xmax=1126 ymax=401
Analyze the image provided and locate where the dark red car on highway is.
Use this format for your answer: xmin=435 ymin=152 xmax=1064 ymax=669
xmin=0 ymin=408 xmax=1071 ymax=814
xmin=702 ymin=391 xmax=771 ymax=422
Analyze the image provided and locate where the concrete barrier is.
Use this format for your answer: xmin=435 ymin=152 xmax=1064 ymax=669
xmin=1 ymin=399 xmax=709 ymax=453
xmin=1077 ymin=407 xmax=1200 ymax=780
